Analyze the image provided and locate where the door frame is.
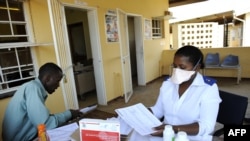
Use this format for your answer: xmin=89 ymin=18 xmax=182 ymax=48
xmin=117 ymin=9 xmax=146 ymax=103
xmin=127 ymin=14 xmax=146 ymax=86
xmin=61 ymin=4 xmax=107 ymax=106
xmin=117 ymin=9 xmax=133 ymax=103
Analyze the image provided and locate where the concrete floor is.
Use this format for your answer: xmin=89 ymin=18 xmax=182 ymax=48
xmin=78 ymin=76 xmax=250 ymax=140
xmin=95 ymin=76 xmax=250 ymax=116
xmin=78 ymin=76 xmax=250 ymax=119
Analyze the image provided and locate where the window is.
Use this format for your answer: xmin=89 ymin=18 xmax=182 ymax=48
xmin=0 ymin=48 xmax=34 ymax=90
xmin=0 ymin=0 xmax=28 ymax=43
xmin=152 ymin=19 xmax=164 ymax=38
xmin=0 ymin=0 xmax=35 ymax=94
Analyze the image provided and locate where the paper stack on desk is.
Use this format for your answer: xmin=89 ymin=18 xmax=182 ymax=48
xmin=107 ymin=116 xmax=133 ymax=136
xmin=47 ymin=122 xmax=79 ymax=141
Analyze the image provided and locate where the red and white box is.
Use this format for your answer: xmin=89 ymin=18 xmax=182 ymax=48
xmin=79 ymin=118 xmax=120 ymax=141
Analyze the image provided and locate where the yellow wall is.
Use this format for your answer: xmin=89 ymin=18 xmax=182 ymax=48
xmin=29 ymin=0 xmax=53 ymax=43
xmin=0 ymin=0 xmax=170 ymax=138
xmin=229 ymin=24 xmax=242 ymax=47
xmin=65 ymin=0 xmax=169 ymax=101
xmin=0 ymin=98 xmax=9 ymax=141
xmin=29 ymin=0 xmax=66 ymax=113
xmin=161 ymin=47 xmax=250 ymax=78
xmin=0 ymin=0 xmax=63 ymax=138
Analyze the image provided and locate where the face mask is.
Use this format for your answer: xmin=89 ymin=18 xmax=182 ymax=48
xmin=171 ymin=57 xmax=201 ymax=84
xmin=170 ymin=68 xmax=195 ymax=84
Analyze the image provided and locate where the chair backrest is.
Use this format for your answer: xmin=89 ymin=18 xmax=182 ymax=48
xmin=217 ymin=90 xmax=248 ymax=125
xmin=220 ymin=54 xmax=239 ymax=67
xmin=205 ymin=53 xmax=220 ymax=67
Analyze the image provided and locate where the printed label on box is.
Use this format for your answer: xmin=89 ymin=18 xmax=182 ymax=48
xmin=79 ymin=118 xmax=120 ymax=141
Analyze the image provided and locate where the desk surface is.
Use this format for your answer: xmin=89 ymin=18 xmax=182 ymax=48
xmin=84 ymin=109 xmax=117 ymax=119
xmin=70 ymin=109 xmax=223 ymax=141
xmin=66 ymin=109 xmax=117 ymax=124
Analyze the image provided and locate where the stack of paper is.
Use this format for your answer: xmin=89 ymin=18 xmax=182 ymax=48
xmin=107 ymin=116 xmax=133 ymax=136
xmin=115 ymin=103 xmax=162 ymax=136
xmin=47 ymin=123 xmax=79 ymax=141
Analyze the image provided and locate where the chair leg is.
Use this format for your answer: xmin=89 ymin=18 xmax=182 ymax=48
xmin=237 ymin=67 xmax=241 ymax=84
xmin=244 ymin=118 xmax=250 ymax=124
xmin=213 ymin=128 xmax=224 ymax=137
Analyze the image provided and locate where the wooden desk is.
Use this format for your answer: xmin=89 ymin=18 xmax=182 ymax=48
xmin=84 ymin=109 xmax=117 ymax=119
xmin=67 ymin=109 xmax=117 ymax=124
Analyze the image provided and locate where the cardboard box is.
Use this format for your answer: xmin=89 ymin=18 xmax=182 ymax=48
xmin=79 ymin=118 xmax=120 ymax=141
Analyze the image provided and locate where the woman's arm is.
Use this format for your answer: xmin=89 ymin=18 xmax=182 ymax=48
xmin=172 ymin=122 xmax=199 ymax=135
xmin=151 ymin=122 xmax=199 ymax=137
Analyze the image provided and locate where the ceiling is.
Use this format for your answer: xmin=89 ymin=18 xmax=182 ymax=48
xmin=168 ymin=0 xmax=245 ymax=24
xmin=169 ymin=0 xmax=208 ymax=7
xmin=171 ymin=11 xmax=236 ymax=25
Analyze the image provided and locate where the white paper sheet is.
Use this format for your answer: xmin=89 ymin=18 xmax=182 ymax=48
xmin=107 ymin=116 xmax=133 ymax=135
xmin=129 ymin=130 xmax=162 ymax=141
xmin=47 ymin=123 xmax=79 ymax=141
xmin=115 ymin=103 xmax=162 ymax=136
xmin=79 ymin=104 xmax=98 ymax=114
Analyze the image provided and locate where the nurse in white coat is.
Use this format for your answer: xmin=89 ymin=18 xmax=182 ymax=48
xmin=149 ymin=45 xmax=221 ymax=141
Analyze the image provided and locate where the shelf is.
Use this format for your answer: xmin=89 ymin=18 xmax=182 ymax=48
xmin=0 ymin=76 xmax=35 ymax=85
xmin=0 ymin=42 xmax=53 ymax=49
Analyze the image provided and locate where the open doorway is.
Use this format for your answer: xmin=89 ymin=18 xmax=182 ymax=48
xmin=117 ymin=11 xmax=146 ymax=103
xmin=127 ymin=16 xmax=137 ymax=88
xmin=118 ymin=13 xmax=145 ymax=103
xmin=127 ymin=15 xmax=146 ymax=87
xmin=65 ymin=7 xmax=97 ymax=108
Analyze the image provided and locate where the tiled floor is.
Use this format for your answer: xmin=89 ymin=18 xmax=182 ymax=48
xmin=78 ymin=90 xmax=98 ymax=108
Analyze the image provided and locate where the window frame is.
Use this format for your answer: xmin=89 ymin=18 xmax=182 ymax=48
xmin=0 ymin=0 xmax=35 ymax=47
xmin=0 ymin=0 xmax=37 ymax=96
xmin=151 ymin=18 xmax=164 ymax=39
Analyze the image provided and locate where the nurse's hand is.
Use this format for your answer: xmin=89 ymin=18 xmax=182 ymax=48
xmin=150 ymin=123 xmax=166 ymax=137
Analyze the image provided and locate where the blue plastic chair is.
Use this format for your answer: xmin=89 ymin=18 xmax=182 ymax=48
xmin=220 ymin=54 xmax=241 ymax=84
xmin=204 ymin=53 xmax=220 ymax=68
xmin=220 ymin=54 xmax=239 ymax=67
